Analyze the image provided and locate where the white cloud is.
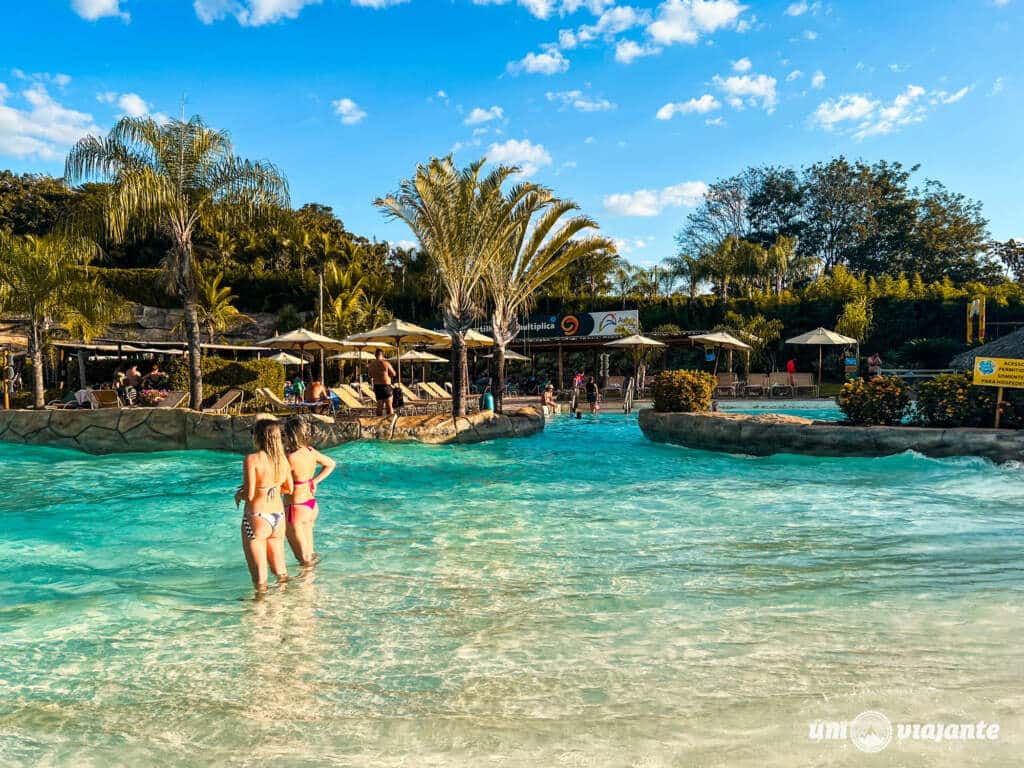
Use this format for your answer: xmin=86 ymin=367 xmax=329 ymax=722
xmin=615 ymin=40 xmax=661 ymax=63
xmin=810 ymin=84 xmax=962 ymax=140
xmin=464 ymin=105 xmax=504 ymax=124
xmin=332 ymin=97 xmax=366 ymax=124
xmin=0 ymin=83 xmax=102 ymax=159
xmin=786 ymin=69 xmax=803 ymax=81
xmin=612 ymin=236 xmax=653 ymax=254
xmin=117 ymin=92 xmax=149 ymax=116
xmin=655 ymin=93 xmax=720 ymax=119
xmin=705 ymin=116 xmax=725 ymax=126
xmin=713 ymin=72 xmax=777 ymax=112
xmin=811 ymin=69 xmax=826 ymax=89
xmin=803 ymin=29 xmax=817 ymax=40
xmin=546 ymin=89 xmax=616 ymax=111
xmin=508 ymin=45 xmax=570 ymax=75
xmin=193 ymin=0 xmax=327 ymax=26
xmin=603 ymin=180 xmax=707 ymax=217
xmin=584 ymin=135 xmax=596 ymax=143
xmin=732 ymin=57 xmax=752 ymax=72
xmin=392 ymin=239 xmax=417 ymax=251
xmin=485 ymin=138 xmax=552 ymax=176
xmin=72 ymin=0 xmax=130 ymax=21
xmin=648 ymin=0 xmax=747 ymax=46
xmin=990 ymin=76 xmax=1005 ymax=95
xmin=784 ymin=1 xmax=818 ymax=16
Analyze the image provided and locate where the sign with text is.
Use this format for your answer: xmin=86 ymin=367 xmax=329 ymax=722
xmin=973 ymin=357 xmax=1024 ymax=389
xmin=480 ymin=310 xmax=639 ymax=339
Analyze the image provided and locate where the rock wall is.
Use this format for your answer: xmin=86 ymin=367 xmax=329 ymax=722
xmin=0 ymin=407 xmax=543 ymax=455
xmin=358 ymin=407 xmax=544 ymax=444
xmin=639 ymin=410 xmax=1024 ymax=464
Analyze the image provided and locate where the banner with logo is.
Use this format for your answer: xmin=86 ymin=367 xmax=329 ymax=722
xmin=480 ymin=310 xmax=638 ymax=339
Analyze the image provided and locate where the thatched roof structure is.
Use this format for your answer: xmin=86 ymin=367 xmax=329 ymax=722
xmin=951 ymin=328 xmax=1024 ymax=370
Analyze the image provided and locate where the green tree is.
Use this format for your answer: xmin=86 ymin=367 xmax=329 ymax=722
xmin=485 ymin=189 xmax=614 ymax=412
xmin=836 ymin=295 xmax=873 ymax=342
xmin=376 ymin=156 xmax=530 ymax=417
xmin=0 ymin=234 xmax=124 ymax=406
xmin=194 ymin=269 xmax=253 ymax=343
xmin=65 ymin=115 xmax=289 ymax=409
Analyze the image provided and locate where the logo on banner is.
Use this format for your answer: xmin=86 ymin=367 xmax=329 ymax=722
xmin=561 ymin=315 xmax=580 ymax=336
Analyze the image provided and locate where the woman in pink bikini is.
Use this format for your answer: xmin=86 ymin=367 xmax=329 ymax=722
xmin=283 ymin=418 xmax=336 ymax=566
xmin=234 ymin=419 xmax=292 ymax=591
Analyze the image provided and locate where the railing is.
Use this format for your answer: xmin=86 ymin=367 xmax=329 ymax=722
xmin=623 ymin=376 xmax=636 ymax=414
xmin=879 ymin=368 xmax=956 ymax=380
xmin=569 ymin=385 xmax=580 ymax=414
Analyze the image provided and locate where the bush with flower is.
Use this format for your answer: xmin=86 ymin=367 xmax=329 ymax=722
xmin=836 ymin=376 xmax=910 ymax=425
xmin=913 ymin=373 xmax=1020 ymax=428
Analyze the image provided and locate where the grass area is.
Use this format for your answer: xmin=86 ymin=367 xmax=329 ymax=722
xmin=818 ymin=383 xmax=843 ymax=398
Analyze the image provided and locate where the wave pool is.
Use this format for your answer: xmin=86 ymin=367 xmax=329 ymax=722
xmin=1 ymin=412 xmax=1022 ymax=766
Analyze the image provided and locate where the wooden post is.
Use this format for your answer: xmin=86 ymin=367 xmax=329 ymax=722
xmin=1 ymin=348 xmax=9 ymax=410
xmin=995 ymin=386 xmax=1003 ymax=429
xmin=557 ymin=344 xmax=564 ymax=390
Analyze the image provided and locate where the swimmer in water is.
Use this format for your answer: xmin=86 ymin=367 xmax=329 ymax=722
xmin=283 ymin=417 xmax=336 ymax=566
xmin=235 ymin=419 xmax=292 ymax=591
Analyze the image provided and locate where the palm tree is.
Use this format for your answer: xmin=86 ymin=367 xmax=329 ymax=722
xmin=0 ymin=233 xmax=124 ymax=407
xmin=765 ymin=235 xmax=796 ymax=295
xmin=194 ymin=269 xmax=253 ymax=343
xmin=485 ymin=189 xmax=614 ymax=412
xmin=65 ymin=115 xmax=288 ymax=409
xmin=375 ymin=156 xmax=529 ymax=417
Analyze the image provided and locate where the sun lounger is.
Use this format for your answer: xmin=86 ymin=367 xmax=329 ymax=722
xmin=156 ymin=391 xmax=188 ymax=408
xmin=358 ymin=382 xmax=378 ymax=401
xmin=791 ymin=372 xmax=819 ymax=397
xmin=767 ymin=372 xmax=794 ymax=398
xmin=331 ymin=386 xmax=366 ymax=410
xmin=604 ymin=375 xmax=624 ymax=394
xmin=715 ymin=372 xmax=741 ymax=397
xmin=88 ymin=389 xmax=121 ymax=409
xmin=398 ymin=383 xmax=425 ymax=403
xmin=742 ymin=374 xmax=767 ymax=398
xmin=203 ymin=388 xmax=244 ymax=413
xmin=422 ymin=382 xmax=452 ymax=400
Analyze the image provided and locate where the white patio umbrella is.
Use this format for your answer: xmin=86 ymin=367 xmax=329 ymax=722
xmin=428 ymin=329 xmax=495 ymax=349
xmin=348 ymin=319 xmax=448 ymax=382
xmin=689 ymin=331 xmax=753 ymax=374
xmin=266 ymin=351 xmax=307 ymax=366
xmin=785 ymin=327 xmax=859 ymax=386
xmin=256 ymin=328 xmax=346 ymax=381
xmin=481 ymin=349 xmax=530 ymax=362
xmin=330 ymin=341 xmax=394 ymax=383
xmin=605 ymin=334 xmax=667 ymax=382
xmin=387 ymin=349 xmax=448 ymax=383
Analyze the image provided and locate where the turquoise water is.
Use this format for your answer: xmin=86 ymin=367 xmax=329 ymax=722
xmin=719 ymin=399 xmax=843 ymax=421
xmin=2 ymin=413 xmax=1023 ymax=767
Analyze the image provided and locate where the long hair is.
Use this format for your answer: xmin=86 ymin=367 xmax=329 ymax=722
xmin=253 ymin=419 xmax=287 ymax=480
xmin=283 ymin=416 xmax=311 ymax=454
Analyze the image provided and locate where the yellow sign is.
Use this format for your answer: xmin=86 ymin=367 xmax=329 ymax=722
xmin=973 ymin=356 xmax=1024 ymax=389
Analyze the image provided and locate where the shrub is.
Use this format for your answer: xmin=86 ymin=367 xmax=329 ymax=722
xmin=836 ymin=376 xmax=910 ymax=425
xmin=167 ymin=356 xmax=285 ymax=408
xmin=651 ymin=370 xmax=715 ymax=413
xmin=893 ymin=337 xmax=967 ymax=369
xmin=914 ymin=373 xmax=1021 ymax=429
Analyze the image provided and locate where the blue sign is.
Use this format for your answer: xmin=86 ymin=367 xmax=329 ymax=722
xmin=979 ymin=360 xmax=996 ymax=375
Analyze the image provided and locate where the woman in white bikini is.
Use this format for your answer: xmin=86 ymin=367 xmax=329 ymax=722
xmin=283 ymin=417 xmax=336 ymax=566
xmin=234 ymin=419 xmax=292 ymax=591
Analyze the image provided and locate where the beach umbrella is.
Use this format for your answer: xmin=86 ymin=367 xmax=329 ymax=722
xmin=605 ymin=334 xmax=666 ymax=382
xmin=387 ymin=349 xmax=448 ymax=383
xmin=266 ymin=351 xmax=307 ymax=366
xmin=348 ymin=319 xmax=448 ymax=382
xmin=256 ymin=328 xmax=346 ymax=380
xmin=689 ymin=331 xmax=753 ymax=374
xmin=428 ymin=329 xmax=494 ymax=349
xmin=786 ymin=327 xmax=859 ymax=386
xmin=481 ymin=349 xmax=531 ymax=362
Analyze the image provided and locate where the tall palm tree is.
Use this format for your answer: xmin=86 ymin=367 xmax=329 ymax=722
xmin=375 ymin=156 xmax=530 ymax=417
xmin=65 ymin=115 xmax=288 ymax=409
xmin=485 ymin=189 xmax=615 ymax=412
xmin=0 ymin=233 xmax=124 ymax=407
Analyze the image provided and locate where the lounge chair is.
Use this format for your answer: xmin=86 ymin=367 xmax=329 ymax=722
xmin=742 ymin=374 xmax=767 ymax=398
xmin=156 ymin=391 xmax=187 ymax=408
xmin=415 ymin=382 xmax=437 ymax=399
xmin=422 ymin=382 xmax=452 ymax=400
xmin=792 ymin=372 xmax=819 ymax=397
xmin=331 ymin=386 xmax=366 ymax=411
xmin=398 ymin=383 xmax=425 ymax=404
xmin=767 ymin=372 xmax=794 ymax=398
xmin=203 ymin=388 xmax=244 ymax=413
xmin=715 ymin=372 xmax=741 ymax=397
xmin=604 ymin=375 xmax=625 ymax=394
xmin=88 ymin=389 xmax=121 ymax=409
xmin=358 ymin=382 xmax=378 ymax=401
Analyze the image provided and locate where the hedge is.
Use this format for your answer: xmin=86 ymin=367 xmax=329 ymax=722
xmin=650 ymin=370 xmax=715 ymax=413
xmin=836 ymin=376 xmax=910 ymax=425
xmin=167 ymin=356 xmax=285 ymax=408
xmin=913 ymin=373 xmax=1022 ymax=429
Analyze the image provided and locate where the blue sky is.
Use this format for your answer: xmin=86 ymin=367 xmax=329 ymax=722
xmin=2 ymin=0 xmax=1020 ymax=265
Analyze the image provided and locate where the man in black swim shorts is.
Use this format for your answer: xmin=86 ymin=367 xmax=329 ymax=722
xmin=368 ymin=348 xmax=397 ymax=416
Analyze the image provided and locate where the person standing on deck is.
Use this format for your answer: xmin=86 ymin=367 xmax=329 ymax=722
xmin=368 ymin=348 xmax=396 ymax=417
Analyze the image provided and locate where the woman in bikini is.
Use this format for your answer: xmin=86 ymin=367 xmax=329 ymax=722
xmin=234 ymin=419 xmax=292 ymax=591
xmin=283 ymin=417 xmax=336 ymax=566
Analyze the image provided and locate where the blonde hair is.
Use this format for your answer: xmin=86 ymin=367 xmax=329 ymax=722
xmin=253 ymin=419 xmax=288 ymax=481
xmin=284 ymin=416 xmax=311 ymax=453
